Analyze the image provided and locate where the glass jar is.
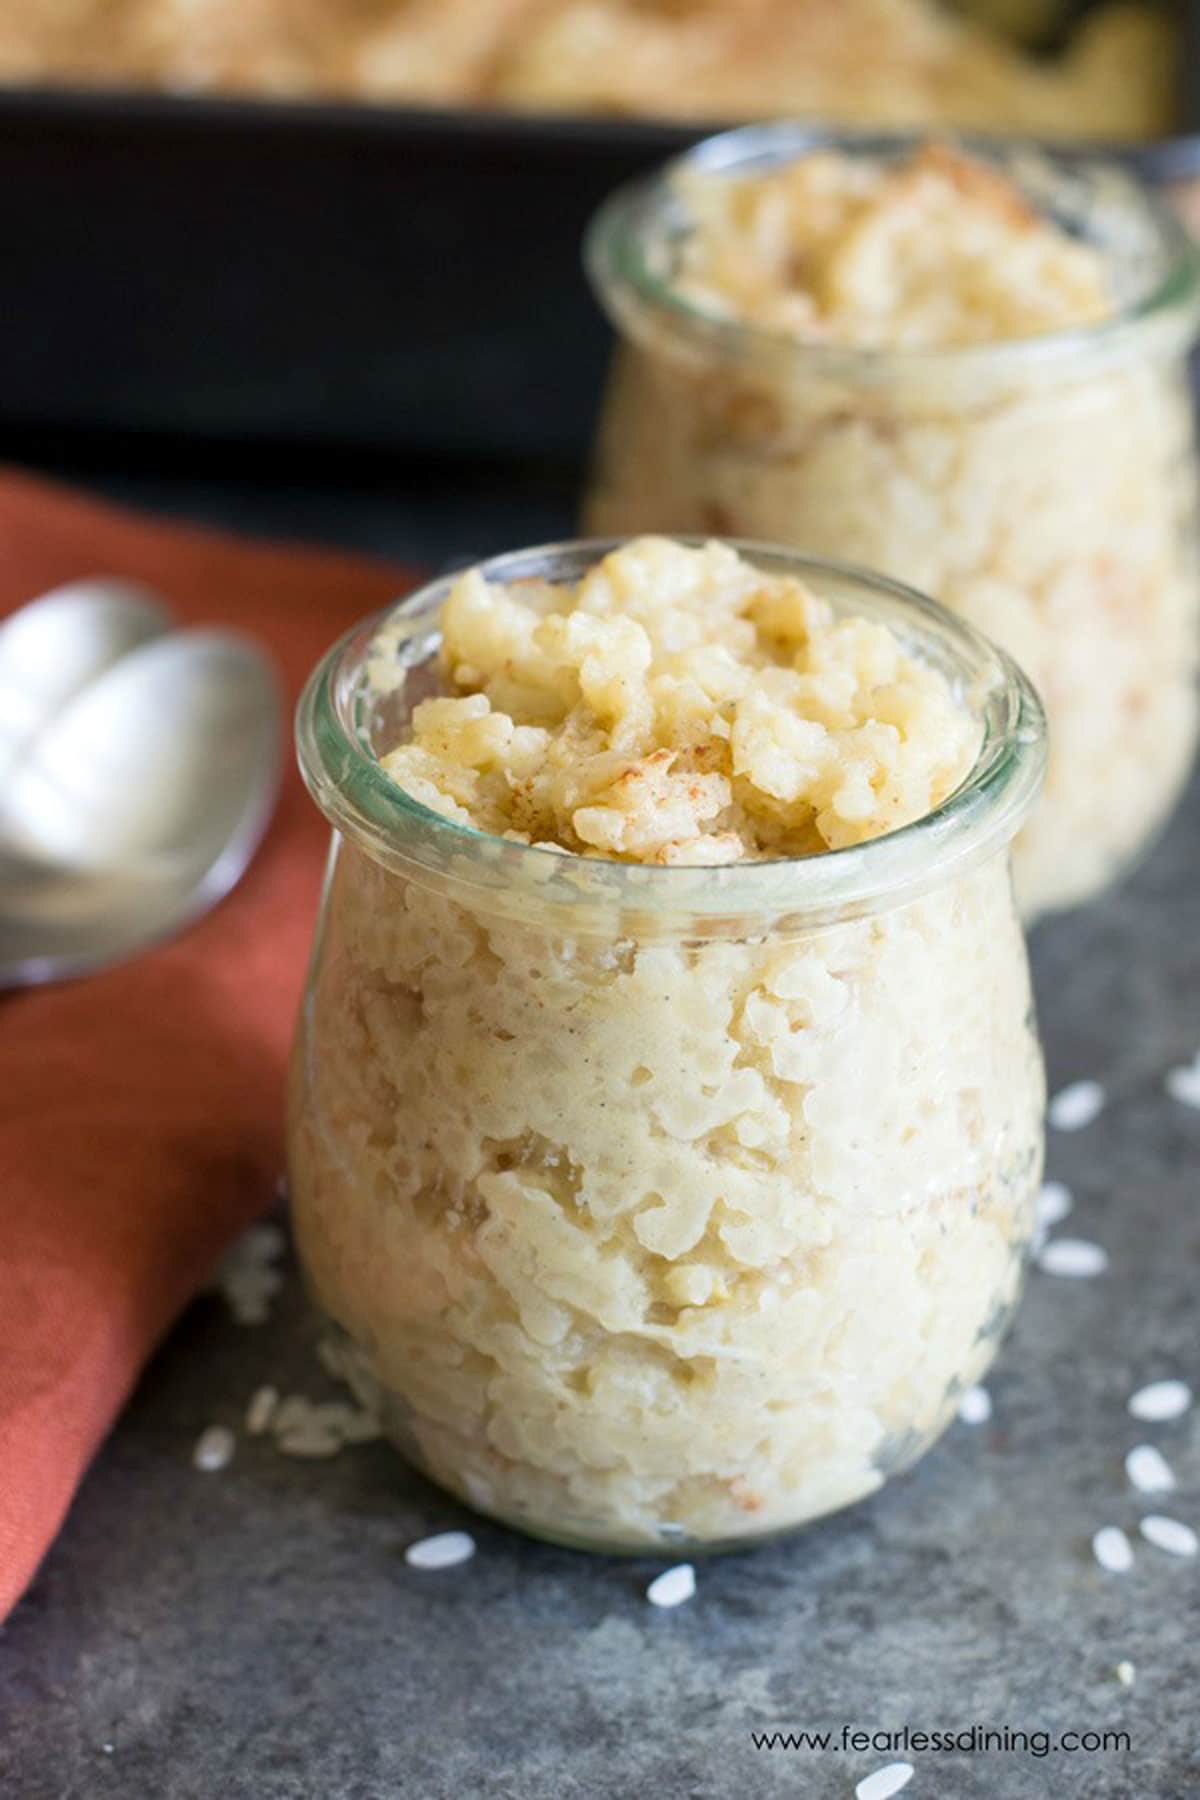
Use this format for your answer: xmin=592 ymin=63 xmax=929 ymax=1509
xmin=288 ymin=540 xmax=1046 ymax=1554
xmin=584 ymin=128 xmax=1200 ymax=920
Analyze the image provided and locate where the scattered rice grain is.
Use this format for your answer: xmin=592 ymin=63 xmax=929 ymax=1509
xmin=1164 ymin=1054 xmax=1200 ymax=1110
xmin=405 ymin=1531 xmax=476 ymax=1570
xmin=646 ymin=1564 xmax=696 ymax=1608
xmin=958 ymin=1385 xmax=992 ymax=1426
xmin=856 ymin=1765 xmax=915 ymax=1800
xmin=1047 ymin=1080 xmax=1105 ymax=1131
xmin=1037 ymin=1237 xmax=1108 ymax=1278
xmin=1092 ymin=1527 xmax=1134 ymax=1573
xmin=1128 ymin=1380 xmax=1192 ymax=1422
xmin=276 ymin=1425 xmax=343 ymax=1459
xmin=1125 ymin=1444 xmax=1176 ymax=1494
xmin=1139 ymin=1515 xmax=1198 ymax=1558
xmin=266 ymin=1393 xmax=381 ymax=1453
xmin=241 ymin=1221 xmax=287 ymax=1261
xmin=271 ymin=1395 xmax=312 ymax=1435
xmin=1115 ymin=1661 xmax=1136 ymax=1687
xmin=245 ymin=1385 xmax=279 ymax=1436
xmin=1036 ymin=1181 xmax=1073 ymax=1228
xmin=192 ymin=1425 xmax=235 ymax=1472
xmin=209 ymin=1222 xmax=288 ymax=1326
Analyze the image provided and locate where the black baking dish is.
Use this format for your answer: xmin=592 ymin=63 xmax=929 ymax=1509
xmin=2 ymin=58 xmax=1199 ymax=464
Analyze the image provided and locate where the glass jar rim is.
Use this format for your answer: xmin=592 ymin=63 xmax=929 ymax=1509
xmin=296 ymin=537 xmax=1046 ymax=930
xmin=585 ymin=124 xmax=1200 ymax=375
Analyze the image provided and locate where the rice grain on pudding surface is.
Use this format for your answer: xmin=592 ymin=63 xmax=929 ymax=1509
xmin=381 ymin=535 xmax=980 ymax=863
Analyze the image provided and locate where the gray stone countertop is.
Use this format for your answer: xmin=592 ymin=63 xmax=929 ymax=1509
xmin=1 ymin=467 xmax=1198 ymax=1800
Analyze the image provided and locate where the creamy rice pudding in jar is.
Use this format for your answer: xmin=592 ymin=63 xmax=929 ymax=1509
xmin=288 ymin=536 xmax=1046 ymax=1553
xmin=584 ymin=133 xmax=1200 ymax=918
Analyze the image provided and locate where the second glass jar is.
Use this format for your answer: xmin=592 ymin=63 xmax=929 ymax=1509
xmin=585 ymin=128 xmax=1200 ymax=919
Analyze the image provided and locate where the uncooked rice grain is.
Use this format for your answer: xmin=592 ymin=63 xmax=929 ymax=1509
xmin=1037 ymin=1237 xmax=1108 ymax=1278
xmin=245 ymin=1385 xmax=279 ymax=1436
xmin=270 ymin=1395 xmax=313 ymax=1435
xmin=646 ymin=1565 xmax=697 ymax=1608
xmin=192 ymin=1425 xmax=235 ymax=1472
xmin=1165 ymin=1055 xmax=1200 ymax=1109
xmin=1128 ymin=1380 xmax=1192 ymax=1422
xmin=1125 ymin=1445 xmax=1176 ymax=1494
xmin=405 ymin=1531 xmax=476 ymax=1570
xmin=1092 ymin=1527 xmax=1134 ymax=1573
xmin=1139 ymin=1515 xmax=1198 ymax=1558
xmin=1036 ymin=1180 xmax=1073 ymax=1227
xmin=1047 ymin=1081 xmax=1106 ymax=1131
xmin=958 ymin=1385 xmax=993 ymax=1425
xmin=856 ymin=1765 xmax=915 ymax=1800
xmin=276 ymin=1426 xmax=343 ymax=1459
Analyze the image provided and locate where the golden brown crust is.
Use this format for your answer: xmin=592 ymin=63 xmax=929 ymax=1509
xmin=671 ymin=143 xmax=1113 ymax=347
xmin=379 ymin=536 xmax=981 ymax=864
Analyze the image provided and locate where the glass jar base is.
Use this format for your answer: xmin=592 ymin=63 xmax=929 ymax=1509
xmin=312 ymin=1315 xmax=1008 ymax=1558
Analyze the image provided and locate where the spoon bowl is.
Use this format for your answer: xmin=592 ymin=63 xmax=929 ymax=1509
xmin=0 ymin=577 xmax=170 ymax=786
xmin=0 ymin=629 xmax=281 ymax=987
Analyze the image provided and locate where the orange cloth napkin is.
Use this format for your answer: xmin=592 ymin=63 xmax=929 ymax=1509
xmin=0 ymin=468 xmax=418 ymax=1621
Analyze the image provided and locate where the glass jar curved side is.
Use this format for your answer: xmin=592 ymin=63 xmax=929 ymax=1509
xmin=286 ymin=540 xmax=1047 ymax=1553
xmin=289 ymin=837 xmax=1043 ymax=1553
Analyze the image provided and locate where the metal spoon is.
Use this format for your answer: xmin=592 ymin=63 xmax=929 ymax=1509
xmin=0 ymin=577 xmax=171 ymax=787
xmin=0 ymin=628 xmax=282 ymax=987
